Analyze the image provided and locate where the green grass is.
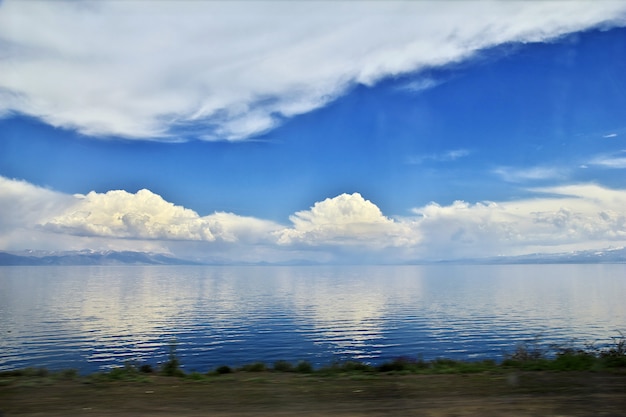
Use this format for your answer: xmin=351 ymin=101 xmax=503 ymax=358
xmin=199 ymin=334 xmax=625 ymax=378
xmin=85 ymin=362 xmax=153 ymax=383
xmin=239 ymin=362 xmax=267 ymax=372
xmin=501 ymin=334 xmax=626 ymax=371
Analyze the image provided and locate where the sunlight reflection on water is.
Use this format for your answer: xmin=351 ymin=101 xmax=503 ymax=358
xmin=0 ymin=264 xmax=624 ymax=373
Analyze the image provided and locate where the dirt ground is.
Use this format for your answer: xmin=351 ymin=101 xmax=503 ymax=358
xmin=1 ymin=371 xmax=625 ymax=416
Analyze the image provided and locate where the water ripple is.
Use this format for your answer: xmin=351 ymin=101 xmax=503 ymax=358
xmin=1 ymin=264 xmax=625 ymax=372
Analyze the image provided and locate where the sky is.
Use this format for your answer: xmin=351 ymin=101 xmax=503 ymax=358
xmin=1 ymin=0 xmax=626 ymax=264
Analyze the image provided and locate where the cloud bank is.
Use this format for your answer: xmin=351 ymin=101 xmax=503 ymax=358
xmin=1 ymin=177 xmax=624 ymax=263
xmin=413 ymin=185 xmax=626 ymax=258
xmin=1 ymin=1 xmax=625 ymax=140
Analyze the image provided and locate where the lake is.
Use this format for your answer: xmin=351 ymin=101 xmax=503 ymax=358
xmin=0 ymin=264 xmax=624 ymax=373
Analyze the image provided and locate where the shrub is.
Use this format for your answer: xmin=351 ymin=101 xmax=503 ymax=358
xmin=318 ymin=361 xmax=374 ymax=374
xmin=0 ymin=368 xmax=49 ymax=378
xmin=94 ymin=362 xmax=152 ymax=382
xmin=161 ymin=340 xmax=185 ymax=377
xmin=432 ymin=358 xmax=459 ymax=367
xmin=377 ymin=357 xmax=427 ymax=373
xmin=215 ymin=365 xmax=232 ymax=374
xmin=432 ymin=358 xmax=479 ymax=373
xmin=139 ymin=364 xmax=153 ymax=374
xmin=273 ymin=360 xmax=293 ymax=372
xmin=552 ymin=349 xmax=596 ymax=371
xmin=295 ymin=361 xmax=313 ymax=373
xmin=56 ymin=369 xmax=78 ymax=380
xmin=599 ymin=333 xmax=626 ymax=368
xmin=334 ymin=361 xmax=374 ymax=373
xmin=502 ymin=339 xmax=553 ymax=370
xmin=106 ymin=367 xmax=131 ymax=380
xmin=240 ymin=362 xmax=266 ymax=372
xmin=187 ymin=371 xmax=205 ymax=381
xmin=506 ymin=340 xmax=547 ymax=362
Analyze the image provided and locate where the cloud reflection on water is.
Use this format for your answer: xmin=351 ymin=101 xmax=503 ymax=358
xmin=1 ymin=265 xmax=624 ymax=372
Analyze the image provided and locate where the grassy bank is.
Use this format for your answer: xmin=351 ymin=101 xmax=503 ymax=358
xmin=2 ymin=336 xmax=626 ymax=416
xmin=2 ymin=334 xmax=626 ymax=382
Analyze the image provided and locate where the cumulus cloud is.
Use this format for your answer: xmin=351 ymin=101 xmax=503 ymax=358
xmin=1 ymin=177 xmax=625 ymax=262
xmin=412 ymin=184 xmax=626 ymax=258
xmin=1 ymin=1 xmax=625 ymax=140
xmin=0 ymin=176 xmax=285 ymax=256
xmin=269 ymin=185 xmax=626 ymax=259
xmin=0 ymin=177 xmax=162 ymax=251
xmin=276 ymin=193 xmax=419 ymax=248
xmin=42 ymin=188 xmax=281 ymax=243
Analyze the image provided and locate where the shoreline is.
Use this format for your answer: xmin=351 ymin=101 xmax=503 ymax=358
xmin=3 ymin=340 xmax=625 ymax=415
xmin=2 ymin=334 xmax=626 ymax=377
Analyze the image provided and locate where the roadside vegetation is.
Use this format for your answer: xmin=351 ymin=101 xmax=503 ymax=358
xmin=1 ymin=334 xmax=624 ymax=385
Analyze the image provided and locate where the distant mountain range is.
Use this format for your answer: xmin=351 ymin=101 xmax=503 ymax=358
xmin=0 ymin=250 xmax=201 ymax=266
xmin=0 ymin=247 xmax=624 ymax=266
xmin=424 ymin=247 xmax=626 ymax=265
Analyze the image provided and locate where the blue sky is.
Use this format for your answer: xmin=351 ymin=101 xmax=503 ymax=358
xmin=1 ymin=1 xmax=625 ymax=263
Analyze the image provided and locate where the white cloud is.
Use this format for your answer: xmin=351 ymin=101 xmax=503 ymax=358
xmin=1 ymin=177 xmax=625 ymax=262
xmin=589 ymin=151 xmax=626 ymax=169
xmin=275 ymin=185 xmax=626 ymax=259
xmin=408 ymin=149 xmax=470 ymax=164
xmin=398 ymin=77 xmax=444 ymax=93
xmin=493 ymin=166 xmax=567 ymax=182
xmin=0 ymin=177 xmax=165 ymax=252
xmin=603 ymin=133 xmax=618 ymax=138
xmin=0 ymin=176 xmax=74 ymax=232
xmin=42 ymin=188 xmax=281 ymax=243
xmin=412 ymin=184 xmax=626 ymax=258
xmin=276 ymin=193 xmax=419 ymax=248
xmin=1 ymin=1 xmax=624 ymax=140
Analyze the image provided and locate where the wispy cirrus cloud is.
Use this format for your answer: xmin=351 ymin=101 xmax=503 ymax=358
xmin=589 ymin=151 xmax=626 ymax=169
xmin=407 ymin=149 xmax=470 ymax=165
xmin=493 ymin=166 xmax=568 ymax=183
xmin=397 ymin=77 xmax=445 ymax=94
xmin=1 ymin=1 xmax=625 ymax=141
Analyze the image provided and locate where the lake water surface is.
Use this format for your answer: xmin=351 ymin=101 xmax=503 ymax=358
xmin=1 ymin=264 xmax=624 ymax=373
